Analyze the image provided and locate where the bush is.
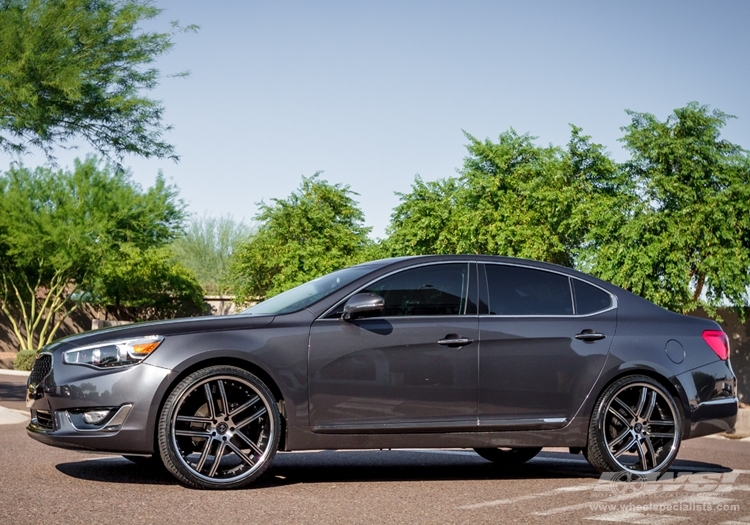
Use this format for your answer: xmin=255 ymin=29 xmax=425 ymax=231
xmin=14 ymin=350 xmax=37 ymax=371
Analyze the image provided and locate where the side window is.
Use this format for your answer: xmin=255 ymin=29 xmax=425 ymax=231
xmin=573 ymin=279 xmax=612 ymax=314
xmin=485 ymin=264 xmax=573 ymax=315
xmin=361 ymin=263 xmax=470 ymax=316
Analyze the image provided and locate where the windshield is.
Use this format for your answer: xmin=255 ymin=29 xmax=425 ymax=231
xmin=242 ymin=265 xmax=376 ymax=315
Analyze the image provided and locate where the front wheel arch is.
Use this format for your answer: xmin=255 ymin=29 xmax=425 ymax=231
xmin=151 ymin=356 xmax=287 ymax=453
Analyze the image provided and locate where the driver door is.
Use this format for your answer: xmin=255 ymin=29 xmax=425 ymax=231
xmin=308 ymin=262 xmax=479 ymax=433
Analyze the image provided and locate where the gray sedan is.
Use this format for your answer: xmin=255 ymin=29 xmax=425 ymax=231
xmin=26 ymin=255 xmax=738 ymax=489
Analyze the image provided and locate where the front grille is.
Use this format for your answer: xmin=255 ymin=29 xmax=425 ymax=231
xmin=29 ymin=354 xmax=52 ymax=384
xmin=34 ymin=410 xmax=54 ymax=430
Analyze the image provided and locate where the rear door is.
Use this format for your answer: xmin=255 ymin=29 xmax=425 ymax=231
xmin=478 ymin=263 xmax=616 ymax=430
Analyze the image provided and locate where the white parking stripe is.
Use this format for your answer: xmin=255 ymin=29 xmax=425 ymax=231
xmin=459 ymin=484 xmax=596 ymax=509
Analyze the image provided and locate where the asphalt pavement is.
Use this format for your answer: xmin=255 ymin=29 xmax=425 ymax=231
xmin=2 ymin=370 xmax=749 ymax=524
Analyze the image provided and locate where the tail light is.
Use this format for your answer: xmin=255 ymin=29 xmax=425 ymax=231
xmin=702 ymin=330 xmax=730 ymax=360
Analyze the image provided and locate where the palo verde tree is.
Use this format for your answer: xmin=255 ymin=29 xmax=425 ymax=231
xmin=228 ymin=174 xmax=376 ymax=303
xmin=0 ymin=0 xmax=196 ymax=162
xmin=0 ymin=156 xmax=185 ymax=351
xmin=581 ymin=103 xmax=750 ymax=314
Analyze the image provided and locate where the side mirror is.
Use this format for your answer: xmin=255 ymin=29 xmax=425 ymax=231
xmin=342 ymin=293 xmax=385 ymax=321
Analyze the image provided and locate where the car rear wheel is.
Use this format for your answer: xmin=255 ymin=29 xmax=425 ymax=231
xmin=157 ymin=365 xmax=281 ymax=489
xmin=473 ymin=447 xmax=542 ymax=465
xmin=587 ymin=375 xmax=682 ymax=476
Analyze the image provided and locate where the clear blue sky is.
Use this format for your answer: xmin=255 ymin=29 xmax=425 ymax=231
xmin=3 ymin=1 xmax=750 ymax=238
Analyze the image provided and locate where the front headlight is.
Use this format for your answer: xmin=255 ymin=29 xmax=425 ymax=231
xmin=63 ymin=336 xmax=164 ymax=368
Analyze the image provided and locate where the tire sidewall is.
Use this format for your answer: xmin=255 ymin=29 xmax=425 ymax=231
xmin=587 ymin=374 xmax=682 ymax=476
xmin=157 ymin=365 xmax=281 ymax=489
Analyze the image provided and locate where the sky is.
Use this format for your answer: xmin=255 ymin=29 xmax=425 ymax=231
xmin=3 ymin=0 xmax=750 ymax=239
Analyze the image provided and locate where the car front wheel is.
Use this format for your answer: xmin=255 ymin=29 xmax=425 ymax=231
xmin=587 ymin=375 xmax=682 ymax=476
xmin=158 ymin=365 xmax=281 ymax=489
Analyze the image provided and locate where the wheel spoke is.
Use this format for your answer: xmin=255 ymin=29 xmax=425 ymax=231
xmin=634 ymin=387 xmax=648 ymax=419
xmin=195 ymin=437 xmax=213 ymax=473
xmin=175 ymin=429 xmax=212 ymax=438
xmin=204 ymin=383 xmax=216 ymax=420
xmin=614 ymin=397 xmax=636 ymax=420
xmin=176 ymin=415 xmax=212 ymax=423
xmin=607 ymin=406 xmax=631 ymax=427
xmin=229 ymin=395 xmax=260 ymax=418
xmin=234 ymin=429 xmax=264 ymax=457
xmin=226 ymin=440 xmax=256 ymax=467
xmin=643 ymin=435 xmax=657 ymax=470
xmin=649 ymin=420 xmax=674 ymax=427
xmin=208 ymin=441 xmax=226 ymax=478
xmin=635 ymin=439 xmax=648 ymax=470
xmin=642 ymin=391 xmax=657 ymax=421
xmin=235 ymin=407 xmax=267 ymax=429
xmin=649 ymin=432 xmax=675 ymax=439
xmin=613 ymin=436 xmax=637 ymax=458
xmin=608 ymin=428 xmax=631 ymax=448
xmin=218 ymin=380 xmax=229 ymax=416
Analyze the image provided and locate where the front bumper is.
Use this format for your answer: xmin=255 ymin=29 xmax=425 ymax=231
xmin=26 ymin=354 xmax=173 ymax=454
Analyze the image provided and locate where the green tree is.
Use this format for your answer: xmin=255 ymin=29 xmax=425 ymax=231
xmin=93 ymin=243 xmax=205 ymax=320
xmin=387 ymin=127 xmax=619 ymax=267
xmin=228 ymin=174 xmax=375 ymax=303
xmin=581 ymin=103 xmax=750 ymax=314
xmin=0 ymin=156 xmax=185 ymax=350
xmin=0 ymin=0 xmax=196 ymax=161
xmin=171 ymin=214 xmax=253 ymax=294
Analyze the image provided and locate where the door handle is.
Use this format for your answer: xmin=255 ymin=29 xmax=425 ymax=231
xmin=575 ymin=330 xmax=606 ymax=342
xmin=437 ymin=337 xmax=474 ymax=348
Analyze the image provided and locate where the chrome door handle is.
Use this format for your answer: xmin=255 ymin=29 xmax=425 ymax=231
xmin=437 ymin=337 xmax=473 ymax=348
xmin=575 ymin=330 xmax=606 ymax=342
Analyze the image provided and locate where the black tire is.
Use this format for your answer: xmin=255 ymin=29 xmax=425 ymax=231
xmin=157 ymin=365 xmax=281 ymax=489
xmin=587 ymin=375 xmax=682 ymax=476
xmin=473 ymin=447 xmax=542 ymax=466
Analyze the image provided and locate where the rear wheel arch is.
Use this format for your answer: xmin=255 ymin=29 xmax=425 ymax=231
xmin=586 ymin=373 xmax=684 ymax=474
xmin=592 ymin=368 xmax=689 ymax=439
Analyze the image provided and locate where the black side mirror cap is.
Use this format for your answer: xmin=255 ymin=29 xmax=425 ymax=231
xmin=342 ymin=293 xmax=385 ymax=321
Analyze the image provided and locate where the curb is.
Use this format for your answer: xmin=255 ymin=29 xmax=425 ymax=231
xmin=0 ymin=405 xmax=28 ymax=425
xmin=735 ymin=408 xmax=750 ymax=434
xmin=0 ymin=369 xmax=30 ymax=377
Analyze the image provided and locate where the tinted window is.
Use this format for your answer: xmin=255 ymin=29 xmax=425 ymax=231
xmin=485 ymin=265 xmax=573 ymax=315
xmin=361 ymin=263 xmax=469 ymax=316
xmin=573 ymin=279 xmax=612 ymax=314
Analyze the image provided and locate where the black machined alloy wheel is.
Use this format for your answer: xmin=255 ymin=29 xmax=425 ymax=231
xmin=587 ymin=375 xmax=682 ymax=476
xmin=473 ymin=447 xmax=542 ymax=466
xmin=158 ymin=366 xmax=281 ymax=489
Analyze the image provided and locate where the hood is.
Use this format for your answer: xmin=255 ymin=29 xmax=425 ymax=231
xmin=45 ymin=314 xmax=276 ymax=352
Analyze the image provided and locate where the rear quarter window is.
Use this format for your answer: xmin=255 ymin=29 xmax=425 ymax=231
xmin=573 ymin=279 xmax=612 ymax=314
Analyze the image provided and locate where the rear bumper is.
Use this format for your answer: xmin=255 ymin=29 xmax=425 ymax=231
xmin=676 ymin=360 xmax=738 ymax=439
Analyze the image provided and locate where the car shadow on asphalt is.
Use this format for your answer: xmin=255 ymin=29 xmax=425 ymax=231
xmin=56 ymin=456 xmax=178 ymax=485
xmin=54 ymin=450 xmax=734 ymax=489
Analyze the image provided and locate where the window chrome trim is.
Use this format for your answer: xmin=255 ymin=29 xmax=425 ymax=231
xmin=319 ymin=260 xmax=478 ymax=320
xmin=480 ymin=261 xmax=618 ymax=318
